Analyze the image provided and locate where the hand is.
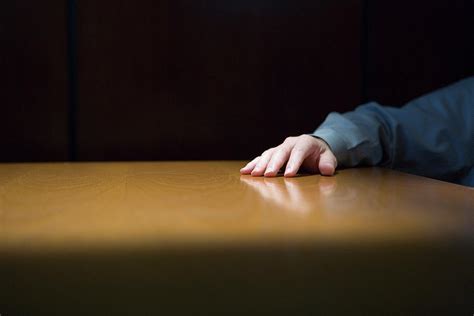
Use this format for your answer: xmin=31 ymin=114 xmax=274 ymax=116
xmin=240 ymin=135 xmax=337 ymax=177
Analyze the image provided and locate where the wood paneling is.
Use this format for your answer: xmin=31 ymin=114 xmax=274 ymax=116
xmin=0 ymin=1 xmax=69 ymax=161
xmin=76 ymin=0 xmax=362 ymax=160
xmin=365 ymin=0 xmax=474 ymax=105
xmin=3 ymin=1 xmax=472 ymax=162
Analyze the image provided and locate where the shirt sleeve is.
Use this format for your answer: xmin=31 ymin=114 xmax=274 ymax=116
xmin=312 ymin=77 xmax=474 ymax=185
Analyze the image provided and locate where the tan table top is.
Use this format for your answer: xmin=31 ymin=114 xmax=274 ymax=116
xmin=1 ymin=161 xmax=472 ymax=252
xmin=1 ymin=161 xmax=473 ymax=314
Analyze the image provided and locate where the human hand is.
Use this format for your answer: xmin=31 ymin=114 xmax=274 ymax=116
xmin=240 ymin=135 xmax=337 ymax=177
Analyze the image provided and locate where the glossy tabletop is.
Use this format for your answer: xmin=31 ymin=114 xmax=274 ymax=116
xmin=1 ymin=161 xmax=473 ymax=314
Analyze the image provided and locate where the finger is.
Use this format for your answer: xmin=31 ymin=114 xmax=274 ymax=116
xmin=264 ymin=145 xmax=292 ymax=177
xmin=318 ymin=150 xmax=337 ymax=176
xmin=251 ymin=149 xmax=274 ymax=176
xmin=284 ymin=142 xmax=314 ymax=177
xmin=240 ymin=156 xmax=260 ymax=174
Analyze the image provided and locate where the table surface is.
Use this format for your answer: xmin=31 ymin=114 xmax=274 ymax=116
xmin=1 ymin=161 xmax=472 ymax=252
xmin=1 ymin=161 xmax=473 ymax=314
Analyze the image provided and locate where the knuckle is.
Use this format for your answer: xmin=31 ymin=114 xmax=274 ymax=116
xmin=279 ymin=145 xmax=291 ymax=154
xmin=301 ymin=134 xmax=315 ymax=143
xmin=292 ymin=147 xmax=307 ymax=155
xmin=262 ymin=148 xmax=273 ymax=157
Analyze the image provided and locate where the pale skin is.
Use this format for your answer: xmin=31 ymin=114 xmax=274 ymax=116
xmin=240 ymin=134 xmax=338 ymax=177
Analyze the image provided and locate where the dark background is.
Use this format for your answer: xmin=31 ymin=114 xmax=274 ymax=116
xmin=1 ymin=0 xmax=473 ymax=162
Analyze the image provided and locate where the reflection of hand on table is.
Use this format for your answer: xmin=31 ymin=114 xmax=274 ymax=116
xmin=240 ymin=173 xmax=358 ymax=218
xmin=240 ymin=175 xmax=316 ymax=215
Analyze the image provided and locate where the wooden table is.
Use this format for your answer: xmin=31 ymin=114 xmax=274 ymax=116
xmin=1 ymin=161 xmax=473 ymax=314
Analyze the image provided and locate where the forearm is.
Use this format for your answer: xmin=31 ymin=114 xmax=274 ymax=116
xmin=313 ymin=77 xmax=474 ymax=183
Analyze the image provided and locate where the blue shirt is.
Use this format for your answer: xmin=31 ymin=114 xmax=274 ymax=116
xmin=313 ymin=77 xmax=474 ymax=187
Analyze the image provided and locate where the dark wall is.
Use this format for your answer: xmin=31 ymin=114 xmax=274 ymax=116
xmin=76 ymin=0 xmax=362 ymax=160
xmin=0 ymin=1 xmax=69 ymax=161
xmin=1 ymin=1 xmax=473 ymax=162
xmin=365 ymin=0 xmax=474 ymax=105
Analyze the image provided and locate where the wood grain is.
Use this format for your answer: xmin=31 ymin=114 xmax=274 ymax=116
xmin=0 ymin=161 xmax=473 ymax=314
xmin=0 ymin=161 xmax=472 ymax=252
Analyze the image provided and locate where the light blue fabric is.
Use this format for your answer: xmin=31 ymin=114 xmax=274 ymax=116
xmin=313 ymin=77 xmax=474 ymax=187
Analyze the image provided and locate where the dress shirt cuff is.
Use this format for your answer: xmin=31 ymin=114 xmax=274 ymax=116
xmin=311 ymin=128 xmax=350 ymax=167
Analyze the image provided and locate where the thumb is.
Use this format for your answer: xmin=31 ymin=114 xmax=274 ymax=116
xmin=318 ymin=149 xmax=337 ymax=176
